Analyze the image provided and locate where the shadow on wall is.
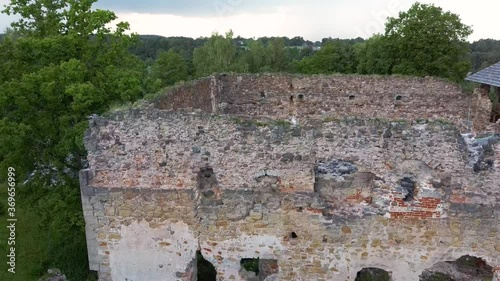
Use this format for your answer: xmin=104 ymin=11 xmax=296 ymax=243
xmin=197 ymin=250 xmax=217 ymax=281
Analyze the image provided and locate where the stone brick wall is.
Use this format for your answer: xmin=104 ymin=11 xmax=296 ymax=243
xmin=81 ymin=105 xmax=500 ymax=281
xmin=154 ymin=77 xmax=218 ymax=113
xmin=150 ymin=74 xmax=494 ymax=133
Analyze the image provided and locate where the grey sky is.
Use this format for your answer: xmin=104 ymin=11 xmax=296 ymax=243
xmin=1 ymin=0 xmax=499 ymax=41
xmin=95 ymin=0 xmax=294 ymax=16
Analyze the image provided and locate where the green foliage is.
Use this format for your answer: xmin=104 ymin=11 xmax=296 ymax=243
xmin=384 ymin=2 xmax=473 ymax=81
xmin=193 ymin=30 xmax=238 ymax=77
xmin=244 ymin=40 xmax=269 ymax=73
xmin=241 ymin=258 xmax=259 ymax=274
xmin=355 ymin=268 xmax=390 ymax=281
xmin=150 ymin=49 xmax=188 ymax=90
xmin=0 ymin=0 xmax=146 ymax=280
xmin=355 ymin=35 xmax=392 ymax=75
xmin=458 ymin=81 xmax=476 ymax=94
xmin=274 ymin=120 xmax=292 ymax=129
xmin=470 ymin=39 xmax=500 ymax=72
xmin=297 ymin=40 xmax=356 ymax=74
xmin=266 ymin=37 xmax=287 ymax=71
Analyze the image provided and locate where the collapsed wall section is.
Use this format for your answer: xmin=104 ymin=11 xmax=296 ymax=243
xmin=81 ymin=109 xmax=500 ymax=280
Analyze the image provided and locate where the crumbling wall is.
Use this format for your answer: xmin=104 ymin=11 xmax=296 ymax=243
xmin=151 ymin=74 xmax=491 ymax=132
xmin=154 ymin=76 xmax=218 ymax=113
xmin=81 ymin=110 xmax=500 ymax=281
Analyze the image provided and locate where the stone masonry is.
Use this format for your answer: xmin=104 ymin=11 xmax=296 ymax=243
xmin=80 ymin=74 xmax=500 ymax=281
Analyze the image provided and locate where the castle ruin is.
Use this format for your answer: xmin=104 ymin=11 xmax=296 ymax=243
xmin=80 ymin=74 xmax=500 ymax=281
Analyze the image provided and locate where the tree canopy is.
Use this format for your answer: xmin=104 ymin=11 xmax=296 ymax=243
xmin=193 ymin=30 xmax=238 ymax=77
xmin=384 ymin=2 xmax=473 ymax=80
xmin=150 ymin=49 xmax=188 ymax=89
xmin=297 ymin=40 xmax=356 ymax=74
xmin=0 ymin=0 xmax=145 ymax=279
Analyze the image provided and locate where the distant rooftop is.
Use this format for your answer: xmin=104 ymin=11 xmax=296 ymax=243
xmin=466 ymin=62 xmax=500 ymax=87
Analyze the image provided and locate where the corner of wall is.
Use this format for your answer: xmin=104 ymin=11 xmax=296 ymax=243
xmin=79 ymin=169 xmax=99 ymax=271
xmin=209 ymin=75 xmax=220 ymax=114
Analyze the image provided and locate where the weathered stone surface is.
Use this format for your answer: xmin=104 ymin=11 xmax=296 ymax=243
xmin=79 ymin=74 xmax=500 ymax=281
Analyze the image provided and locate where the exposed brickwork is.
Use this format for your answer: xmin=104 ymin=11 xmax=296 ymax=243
xmin=81 ymin=74 xmax=500 ymax=281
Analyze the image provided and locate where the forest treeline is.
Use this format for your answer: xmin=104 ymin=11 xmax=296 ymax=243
xmin=131 ymin=34 xmax=500 ymax=75
xmin=0 ymin=1 xmax=498 ymax=281
xmin=127 ymin=26 xmax=500 ymax=92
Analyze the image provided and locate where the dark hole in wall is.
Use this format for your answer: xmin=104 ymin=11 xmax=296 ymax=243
xmin=197 ymin=251 xmax=217 ymax=281
xmin=260 ymin=91 xmax=266 ymax=99
xmin=298 ymin=94 xmax=304 ymax=101
xmin=349 ymin=95 xmax=356 ymax=100
xmin=453 ymin=255 xmax=493 ymax=277
xmin=355 ymin=268 xmax=391 ymax=281
xmin=420 ymin=255 xmax=494 ymax=281
xmin=198 ymin=168 xmax=217 ymax=198
xmin=395 ymin=95 xmax=403 ymax=101
xmin=400 ymin=177 xmax=416 ymax=202
xmin=290 ymin=232 xmax=298 ymax=238
xmin=290 ymin=95 xmax=294 ymax=103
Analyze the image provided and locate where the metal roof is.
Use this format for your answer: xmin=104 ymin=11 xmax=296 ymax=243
xmin=465 ymin=62 xmax=500 ymax=87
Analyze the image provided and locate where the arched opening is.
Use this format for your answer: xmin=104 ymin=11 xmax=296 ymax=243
xmin=298 ymin=94 xmax=304 ymax=101
xmin=355 ymin=267 xmax=391 ymax=281
xmin=420 ymin=255 xmax=494 ymax=281
xmin=197 ymin=251 xmax=217 ymax=281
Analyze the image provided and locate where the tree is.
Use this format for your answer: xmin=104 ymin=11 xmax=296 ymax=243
xmin=266 ymin=37 xmax=287 ymax=71
xmin=384 ymin=2 xmax=473 ymax=81
xmin=150 ymin=49 xmax=188 ymax=89
xmin=297 ymin=40 xmax=356 ymax=74
xmin=244 ymin=39 xmax=269 ymax=73
xmin=193 ymin=30 xmax=237 ymax=77
xmin=0 ymin=1 xmax=145 ymax=279
xmin=469 ymin=39 xmax=500 ymax=72
xmin=355 ymin=35 xmax=392 ymax=75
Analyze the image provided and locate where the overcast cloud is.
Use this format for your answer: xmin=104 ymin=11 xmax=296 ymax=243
xmin=1 ymin=0 xmax=499 ymax=41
